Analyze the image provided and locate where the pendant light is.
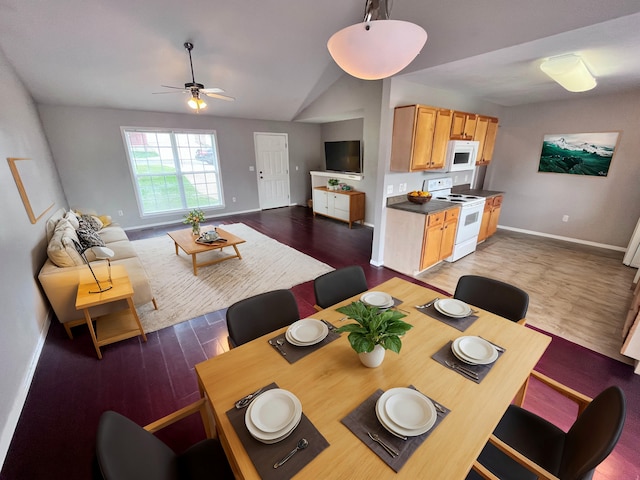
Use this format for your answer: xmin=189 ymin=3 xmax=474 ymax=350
xmin=327 ymin=0 xmax=427 ymax=80
xmin=187 ymin=91 xmax=207 ymax=111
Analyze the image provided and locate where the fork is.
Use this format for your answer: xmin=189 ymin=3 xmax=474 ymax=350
xmin=415 ymin=297 xmax=439 ymax=309
xmin=368 ymin=432 xmax=399 ymax=457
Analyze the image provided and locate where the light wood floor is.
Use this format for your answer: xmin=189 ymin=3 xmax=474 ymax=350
xmin=417 ymin=229 xmax=637 ymax=364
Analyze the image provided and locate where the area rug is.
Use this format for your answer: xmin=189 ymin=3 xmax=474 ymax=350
xmin=132 ymin=223 xmax=334 ymax=333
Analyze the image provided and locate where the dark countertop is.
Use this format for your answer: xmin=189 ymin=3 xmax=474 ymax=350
xmin=386 ymin=198 xmax=458 ymax=215
xmin=458 ymin=189 xmax=504 ymax=197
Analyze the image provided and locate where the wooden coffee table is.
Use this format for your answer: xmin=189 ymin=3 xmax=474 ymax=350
xmin=167 ymin=226 xmax=246 ymax=275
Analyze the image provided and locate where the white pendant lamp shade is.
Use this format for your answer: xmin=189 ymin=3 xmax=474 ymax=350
xmin=188 ymin=94 xmax=207 ymax=110
xmin=328 ymin=20 xmax=427 ymax=80
xmin=540 ymin=54 xmax=596 ymax=93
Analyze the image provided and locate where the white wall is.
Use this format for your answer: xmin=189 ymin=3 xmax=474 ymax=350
xmin=487 ymin=90 xmax=640 ymax=248
xmin=38 ymin=105 xmax=323 ymax=229
xmin=295 ymin=75 xmax=383 ymax=226
xmin=0 ymin=48 xmax=67 ymax=468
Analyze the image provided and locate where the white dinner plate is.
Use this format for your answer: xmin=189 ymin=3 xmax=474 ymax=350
xmin=248 ymin=389 xmax=301 ymax=433
xmin=245 ymin=389 xmax=302 ymax=442
xmin=360 ymin=292 xmax=394 ymax=308
xmin=452 ymin=336 xmax=498 ymax=365
xmin=287 ymin=319 xmax=328 ymax=345
xmin=384 ymin=388 xmax=435 ymax=430
xmin=285 ymin=328 xmax=327 ymax=346
xmin=375 ymin=388 xmax=437 ymax=437
xmin=434 ymin=299 xmax=472 ymax=318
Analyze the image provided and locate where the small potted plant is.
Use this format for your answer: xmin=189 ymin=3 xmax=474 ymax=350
xmin=335 ymin=301 xmax=413 ymax=368
xmin=327 ymin=178 xmax=340 ymax=191
xmin=184 ymin=209 xmax=205 ymax=235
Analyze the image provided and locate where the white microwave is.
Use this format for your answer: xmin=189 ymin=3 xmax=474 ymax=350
xmin=444 ymin=140 xmax=479 ymax=172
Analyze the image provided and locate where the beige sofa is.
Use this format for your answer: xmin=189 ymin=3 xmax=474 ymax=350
xmin=38 ymin=208 xmax=156 ymax=338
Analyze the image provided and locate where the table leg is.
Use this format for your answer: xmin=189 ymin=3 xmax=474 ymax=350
xmin=174 ymin=241 xmax=179 ymax=256
xmin=192 ymin=253 xmax=198 ymax=275
xmin=127 ymin=298 xmax=147 ymax=342
xmin=232 ymin=244 xmax=242 ymax=260
xmin=83 ymin=308 xmax=102 ymax=359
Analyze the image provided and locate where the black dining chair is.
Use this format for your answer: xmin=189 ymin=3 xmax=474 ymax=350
xmin=467 ymin=371 xmax=626 ymax=480
xmin=453 ymin=275 xmax=529 ymax=324
xmin=226 ymin=289 xmax=300 ymax=348
xmin=313 ymin=265 xmax=368 ymax=311
xmin=96 ymin=399 xmax=234 ymax=480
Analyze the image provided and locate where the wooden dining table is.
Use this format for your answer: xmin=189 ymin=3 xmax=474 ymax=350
xmin=195 ymin=277 xmax=551 ymax=479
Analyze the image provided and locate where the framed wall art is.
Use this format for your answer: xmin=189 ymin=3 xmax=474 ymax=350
xmin=538 ymin=132 xmax=620 ymax=177
xmin=7 ymin=157 xmax=55 ymax=224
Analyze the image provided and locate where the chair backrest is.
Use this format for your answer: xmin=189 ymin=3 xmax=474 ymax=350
xmin=226 ymin=289 xmax=299 ymax=347
xmin=97 ymin=411 xmax=179 ymax=480
xmin=314 ymin=266 xmax=368 ymax=309
xmin=453 ymin=275 xmax=529 ymax=322
xmin=560 ymin=386 xmax=626 ymax=479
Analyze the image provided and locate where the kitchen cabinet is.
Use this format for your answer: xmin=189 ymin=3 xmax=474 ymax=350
xmin=390 ymin=105 xmax=453 ymax=172
xmin=383 ymin=206 xmax=460 ymax=276
xmin=478 ymin=195 xmax=503 ymax=242
xmin=450 ymin=111 xmax=477 ymax=140
xmin=475 ymin=116 xmax=499 ymax=165
xmin=421 ymin=207 xmax=459 ymax=270
xmin=312 ymin=187 xmax=365 ymax=228
xmin=621 ymin=280 xmax=640 ymax=374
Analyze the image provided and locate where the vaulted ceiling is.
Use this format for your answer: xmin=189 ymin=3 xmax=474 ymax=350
xmin=1 ymin=0 xmax=639 ymax=121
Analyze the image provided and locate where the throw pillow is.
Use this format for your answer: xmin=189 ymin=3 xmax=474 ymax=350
xmin=79 ymin=214 xmax=103 ymax=231
xmin=97 ymin=214 xmax=112 ymax=227
xmin=76 ymin=225 xmax=105 ymax=252
xmin=64 ymin=210 xmax=80 ymax=229
xmin=47 ymin=218 xmax=85 ymax=267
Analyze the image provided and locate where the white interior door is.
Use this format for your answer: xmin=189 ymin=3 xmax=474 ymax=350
xmin=254 ymin=132 xmax=291 ymax=210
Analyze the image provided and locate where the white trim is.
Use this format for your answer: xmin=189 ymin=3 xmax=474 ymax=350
xmin=123 ymin=208 xmax=262 ymax=232
xmin=0 ymin=311 xmax=51 ymax=470
xmin=498 ymin=225 xmax=626 ymax=252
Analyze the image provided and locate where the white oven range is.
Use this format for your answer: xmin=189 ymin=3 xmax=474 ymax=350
xmin=425 ymin=177 xmax=486 ymax=262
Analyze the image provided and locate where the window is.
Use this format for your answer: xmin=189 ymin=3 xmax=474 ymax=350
xmin=122 ymin=128 xmax=224 ymax=215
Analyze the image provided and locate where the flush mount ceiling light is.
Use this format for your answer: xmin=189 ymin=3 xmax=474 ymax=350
xmin=327 ymin=0 xmax=427 ymax=80
xmin=539 ymin=54 xmax=597 ymax=93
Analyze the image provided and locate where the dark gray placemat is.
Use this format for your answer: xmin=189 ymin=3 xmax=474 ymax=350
xmin=432 ymin=340 xmax=505 ymax=383
xmin=417 ymin=303 xmax=479 ymax=331
xmin=226 ymin=383 xmax=329 ymax=480
xmin=267 ymin=323 xmax=341 ymax=364
xmin=340 ymin=387 xmax=450 ymax=473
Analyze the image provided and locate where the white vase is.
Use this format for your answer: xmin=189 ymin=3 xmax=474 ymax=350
xmin=358 ymin=344 xmax=386 ymax=368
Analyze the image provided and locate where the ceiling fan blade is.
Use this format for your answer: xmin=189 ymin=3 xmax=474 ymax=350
xmin=152 ymin=91 xmax=187 ymax=94
xmin=203 ymin=92 xmax=235 ymax=101
xmin=200 ymin=87 xmax=225 ymax=94
xmin=160 ymin=85 xmax=188 ymax=90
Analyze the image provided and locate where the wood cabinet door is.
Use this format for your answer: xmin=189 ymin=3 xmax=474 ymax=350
xmin=474 ymin=116 xmax=489 ymax=165
xmin=412 ymin=106 xmax=437 ymax=171
xmin=479 ymin=117 xmax=499 ymax=164
xmin=439 ymin=216 xmax=458 ymax=260
xmin=478 ymin=199 xmax=492 ymax=242
xmin=463 ymin=114 xmax=478 ymax=140
xmin=421 ymin=213 xmax=444 ymax=270
xmin=450 ymin=111 xmax=467 ymax=139
xmin=488 ymin=204 xmax=501 ymax=237
xmin=430 ymin=109 xmax=453 ymax=169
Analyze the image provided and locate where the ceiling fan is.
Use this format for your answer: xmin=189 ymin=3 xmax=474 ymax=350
xmin=153 ymin=42 xmax=234 ymax=111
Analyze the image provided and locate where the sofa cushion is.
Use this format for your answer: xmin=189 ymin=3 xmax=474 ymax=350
xmin=46 ymin=208 xmax=66 ymax=243
xmin=47 ymin=218 xmax=85 ymax=267
xmin=99 ymin=226 xmax=129 ymax=244
xmin=64 ymin=210 xmax=80 ymax=229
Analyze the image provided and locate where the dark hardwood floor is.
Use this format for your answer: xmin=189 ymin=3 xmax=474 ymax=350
xmin=1 ymin=206 xmax=637 ymax=479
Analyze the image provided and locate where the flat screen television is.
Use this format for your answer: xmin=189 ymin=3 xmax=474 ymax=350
xmin=324 ymin=140 xmax=362 ymax=174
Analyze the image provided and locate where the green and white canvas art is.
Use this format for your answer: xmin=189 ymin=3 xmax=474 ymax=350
xmin=538 ymin=132 xmax=620 ymax=177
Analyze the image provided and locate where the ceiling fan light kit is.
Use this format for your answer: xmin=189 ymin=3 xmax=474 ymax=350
xmin=540 ymin=54 xmax=597 ymax=93
xmin=327 ymin=0 xmax=427 ymax=80
xmin=153 ymin=41 xmax=235 ymax=111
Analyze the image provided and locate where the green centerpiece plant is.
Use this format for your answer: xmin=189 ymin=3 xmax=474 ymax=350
xmin=184 ymin=209 xmax=205 ymax=235
xmin=335 ymin=301 xmax=413 ymax=367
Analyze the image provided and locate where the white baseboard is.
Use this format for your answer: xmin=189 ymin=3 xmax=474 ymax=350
xmin=0 ymin=311 xmax=51 ymax=471
xmin=498 ymin=225 xmax=626 ymax=252
xmin=124 ymin=208 xmax=262 ymax=232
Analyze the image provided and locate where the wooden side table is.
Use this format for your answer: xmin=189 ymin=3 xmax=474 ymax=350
xmin=75 ymin=265 xmax=147 ymax=359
